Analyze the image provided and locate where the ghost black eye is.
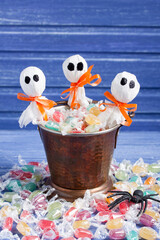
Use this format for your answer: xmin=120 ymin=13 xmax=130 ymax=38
xmin=33 ymin=74 xmax=39 ymax=82
xmin=129 ymin=80 xmax=135 ymax=89
xmin=120 ymin=78 xmax=127 ymax=86
xmin=68 ymin=63 xmax=74 ymax=71
xmin=25 ymin=76 xmax=31 ymax=84
xmin=77 ymin=62 xmax=83 ymax=71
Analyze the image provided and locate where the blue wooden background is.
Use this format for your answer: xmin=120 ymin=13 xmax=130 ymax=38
xmin=0 ymin=0 xmax=160 ymax=131
xmin=0 ymin=1 xmax=160 ymax=175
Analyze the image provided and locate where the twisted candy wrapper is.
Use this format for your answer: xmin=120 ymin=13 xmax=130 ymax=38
xmin=99 ymin=91 xmax=137 ymax=126
xmin=17 ymin=93 xmax=57 ymax=121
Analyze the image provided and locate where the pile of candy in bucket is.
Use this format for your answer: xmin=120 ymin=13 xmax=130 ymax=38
xmin=17 ymin=54 xmax=140 ymax=132
xmin=0 ymin=157 xmax=159 ymax=239
xmin=44 ymin=103 xmax=107 ymax=135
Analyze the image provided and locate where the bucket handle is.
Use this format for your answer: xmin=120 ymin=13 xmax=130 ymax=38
xmin=114 ymin=111 xmax=135 ymax=149
xmin=114 ymin=126 xmax=121 ymax=149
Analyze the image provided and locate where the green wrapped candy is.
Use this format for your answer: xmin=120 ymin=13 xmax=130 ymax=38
xmin=48 ymin=201 xmax=62 ymax=212
xmin=46 ymin=201 xmax=62 ymax=220
xmin=45 ymin=121 xmax=60 ymax=131
xmin=23 ymin=182 xmax=37 ymax=192
xmin=137 ymin=186 xmax=144 ymax=191
xmin=129 ymin=175 xmax=139 ymax=183
xmin=22 ymin=165 xmax=35 ymax=173
xmin=87 ymin=103 xmax=96 ymax=111
xmin=32 ymin=172 xmax=42 ymax=182
xmin=148 ymin=164 xmax=160 ymax=173
xmin=0 ymin=198 xmax=4 ymax=207
xmin=28 ymin=190 xmax=41 ymax=200
xmin=6 ymin=179 xmax=22 ymax=192
xmin=144 ymin=190 xmax=157 ymax=196
xmin=126 ymin=230 xmax=138 ymax=240
xmin=46 ymin=209 xmax=61 ymax=220
xmin=115 ymin=170 xmax=129 ymax=181
xmin=3 ymin=192 xmax=19 ymax=202
xmin=65 ymin=116 xmax=74 ymax=124
xmin=13 ymin=202 xmax=22 ymax=214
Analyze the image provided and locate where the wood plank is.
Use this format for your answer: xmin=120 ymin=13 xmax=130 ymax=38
xmin=0 ymin=0 xmax=160 ymax=27
xmin=0 ymin=53 xmax=160 ymax=88
xmin=0 ymin=130 xmax=159 ymax=174
xmin=0 ymin=26 xmax=160 ymax=53
xmin=0 ymin=87 xmax=159 ymax=113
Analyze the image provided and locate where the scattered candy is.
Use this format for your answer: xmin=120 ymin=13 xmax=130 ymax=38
xmin=64 ymin=207 xmax=78 ymax=221
xmin=22 ymin=237 xmax=40 ymax=240
xmin=3 ymin=192 xmax=19 ymax=202
xmin=23 ymin=182 xmax=37 ymax=192
xmin=126 ymin=230 xmax=138 ymax=240
xmin=148 ymin=163 xmax=160 ymax=173
xmin=76 ymin=210 xmax=91 ymax=220
xmin=22 ymin=165 xmax=35 ymax=173
xmin=6 ymin=179 xmax=22 ymax=191
xmin=119 ymin=200 xmax=129 ymax=214
xmin=115 ymin=169 xmax=128 ymax=181
xmin=139 ymin=214 xmax=155 ymax=227
xmin=74 ymin=228 xmax=93 ymax=239
xmin=145 ymin=209 xmax=160 ymax=221
xmin=38 ymin=219 xmax=56 ymax=231
xmin=109 ymin=228 xmax=126 ymax=240
xmin=0 ymin=158 xmax=160 ymax=239
xmin=3 ymin=217 xmax=13 ymax=231
xmin=42 ymin=228 xmax=59 ymax=240
xmin=139 ymin=227 xmax=157 ymax=240
xmin=16 ymin=221 xmax=32 ymax=236
xmin=47 ymin=201 xmax=62 ymax=220
xmin=95 ymin=199 xmax=110 ymax=212
xmin=106 ymin=217 xmax=124 ymax=230
xmin=73 ymin=220 xmax=90 ymax=229
xmin=144 ymin=177 xmax=156 ymax=185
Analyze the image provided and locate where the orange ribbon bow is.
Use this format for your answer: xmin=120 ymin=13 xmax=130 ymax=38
xmin=99 ymin=91 xmax=137 ymax=126
xmin=61 ymin=65 xmax=101 ymax=109
xmin=17 ymin=93 xmax=57 ymax=121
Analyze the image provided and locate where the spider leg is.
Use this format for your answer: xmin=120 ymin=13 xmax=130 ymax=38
xmin=107 ymin=190 xmax=128 ymax=193
xmin=143 ymin=199 xmax=148 ymax=214
xmin=108 ymin=190 xmax=132 ymax=197
xmin=143 ymin=194 xmax=159 ymax=199
xmin=107 ymin=192 xmax=131 ymax=198
xmin=108 ymin=195 xmax=130 ymax=210
xmin=146 ymin=197 xmax=160 ymax=203
xmin=137 ymin=200 xmax=144 ymax=217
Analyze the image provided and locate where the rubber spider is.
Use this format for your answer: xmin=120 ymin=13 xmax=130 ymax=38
xmin=107 ymin=189 xmax=160 ymax=216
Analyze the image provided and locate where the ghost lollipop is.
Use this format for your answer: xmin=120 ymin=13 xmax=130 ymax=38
xmin=61 ymin=55 xmax=101 ymax=109
xmin=98 ymin=71 xmax=140 ymax=128
xmin=17 ymin=66 xmax=56 ymax=128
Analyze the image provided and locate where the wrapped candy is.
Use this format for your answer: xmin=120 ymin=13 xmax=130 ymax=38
xmin=0 ymin=158 xmax=159 ymax=239
xmin=17 ymin=66 xmax=56 ymax=128
xmin=62 ymin=55 xmax=101 ymax=109
xmin=98 ymin=71 xmax=140 ymax=128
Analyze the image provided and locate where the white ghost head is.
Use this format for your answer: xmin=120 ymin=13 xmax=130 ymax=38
xmin=62 ymin=55 xmax=88 ymax=83
xmin=111 ymin=71 xmax=140 ymax=103
xmin=20 ymin=66 xmax=46 ymax=97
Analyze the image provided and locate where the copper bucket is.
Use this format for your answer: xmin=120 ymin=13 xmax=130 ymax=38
xmin=38 ymin=101 xmax=121 ymax=201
